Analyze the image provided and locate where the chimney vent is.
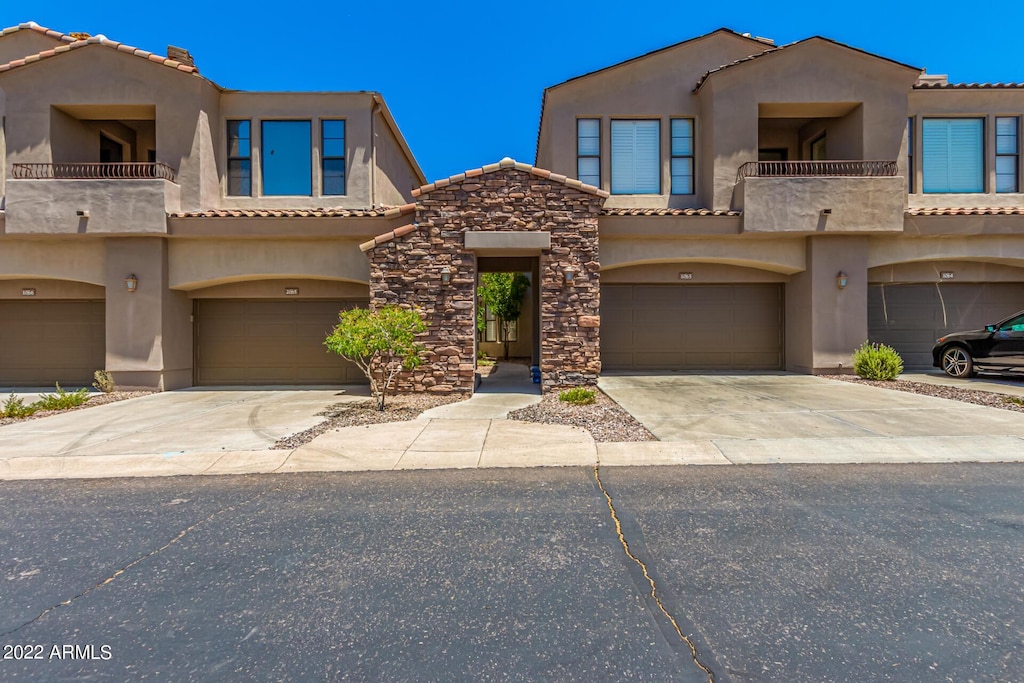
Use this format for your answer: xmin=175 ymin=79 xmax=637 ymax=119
xmin=167 ymin=45 xmax=195 ymax=67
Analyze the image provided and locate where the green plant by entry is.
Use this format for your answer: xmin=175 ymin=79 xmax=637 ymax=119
xmin=477 ymin=272 xmax=530 ymax=360
xmin=1 ymin=393 xmax=37 ymax=419
xmin=1006 ymin=396 xmax=1024 ymax=407
xmin=559 ymin=387 xmax=597 ymax=405
xmin=93 ymin=370 xmax=116 ymax=393
xmin=34 ymin=383 xmax=91 ymax=411
xmin=324 ymin=306 xmax=427 ymax=411
xmin=852 ymin=341 xmax=904 ymax=381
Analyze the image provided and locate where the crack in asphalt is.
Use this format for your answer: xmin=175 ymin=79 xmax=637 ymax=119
xmin=593 ymin=463 xmax=717 ymax=683
xmin=0 ymin=489 xmax=272 ymax=638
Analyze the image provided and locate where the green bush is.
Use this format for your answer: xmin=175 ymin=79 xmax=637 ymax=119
xmin=1 ymin=393 xmax=36 ymax=419
xmin=852 ymin=341 xmax=904 ymax=381
xmin=559 ymin=387 xmax=597 ymax=405
xmin=92 ymin=370 xmax=116 ymax=393
xmin=33 ymin=383 xmax=91 ymax=411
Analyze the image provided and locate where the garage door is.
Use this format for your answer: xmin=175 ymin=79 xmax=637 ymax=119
xmin=0 ymin=300 xmax=105 ymax=387
xmin=869 ymin=283 xmax=1024 ymax=368
xmin=195 ymin=299 xmax=367 ymax=385
xmin=601 ymin=284 xmax=783 ymax=371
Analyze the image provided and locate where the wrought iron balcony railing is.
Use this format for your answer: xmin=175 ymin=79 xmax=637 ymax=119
xmin=736 ymin=160 xmax=899 ymax=183
xmin=12 ymin=162 xmax=177 ymax=181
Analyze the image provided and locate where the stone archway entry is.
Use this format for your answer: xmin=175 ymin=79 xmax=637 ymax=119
xmin=359 ymin=158 xmax=608 ymax=394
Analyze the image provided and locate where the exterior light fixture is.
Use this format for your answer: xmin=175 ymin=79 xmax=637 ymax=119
xmin=563 ymin=268 xmax=576 ymax=284
xmin=440 ymin=267 xmax=451 ymax=285
xmin=125 ymin=274 xmax=138 ymax=293
xmin=836 ymin=271 xmax=848 ymax=290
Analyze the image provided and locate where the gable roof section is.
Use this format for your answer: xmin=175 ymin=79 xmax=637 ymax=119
xmin=411 ymin=157 xmax=609 ymax=199
xmin=359 ymin=223 xmax=420 ymax=252
xmin=693 ymin=36 xmax=921 ymax=92
xmin=0 ymin=21 xmax=76 ymax=45
xmin=536 ymin=28 xmax=774 ymax=163
xmin=0 ymin=21 xmax=205 ymax=80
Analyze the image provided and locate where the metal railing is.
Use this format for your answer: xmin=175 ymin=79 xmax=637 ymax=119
xmin=736 ymin=160 xmax=899 ymax=183
xmin=12 ymin=162 xmax=177 ymax=181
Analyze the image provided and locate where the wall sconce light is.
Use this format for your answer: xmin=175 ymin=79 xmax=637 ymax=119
xmin=125 ymin=274 xmax=138 ymax=293
xmin=836 ymin=271 xmax=848 ymax=290
xmin=563 ymin=268 xmax=576 ymax=285
xmin=440 ymin=267 xmax=451 ymax=285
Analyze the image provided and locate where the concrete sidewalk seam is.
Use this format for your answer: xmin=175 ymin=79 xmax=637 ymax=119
xmin=390 ymin=420 xmax=432 ymax=470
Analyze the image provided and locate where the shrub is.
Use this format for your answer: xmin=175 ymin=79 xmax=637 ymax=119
xmin=324 ymin=306 xmax=426 ymax=411
xmin=92 ymin=370 xmax=116 ymax=393
xmin=33 ymin=383 xmax=91 ymax=411
xmin=559 ymin=387 xmax=597 ymax=405
xmin=1 ymin=393 xmax=36 ymax=419
xmin=852 ymin=341 xmax=904 ymax=381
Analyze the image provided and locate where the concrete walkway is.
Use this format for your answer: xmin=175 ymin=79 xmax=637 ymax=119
xmin=5 ymin=369 xmax=1024 ymax=481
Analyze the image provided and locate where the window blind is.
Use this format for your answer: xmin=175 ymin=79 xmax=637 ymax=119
xmin=611 ymin=120 xmax=660 ymax=194
xmin=922 ymin=118 xmax=983 ymax=193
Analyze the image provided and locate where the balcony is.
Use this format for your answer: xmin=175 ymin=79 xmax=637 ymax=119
xmin=5 ymin=163 xmax=180 ymax=235
xmin=12 ymin=162 xmax=177 ymax=181
xmin=734 ymin=160 xmax=905 ymax=234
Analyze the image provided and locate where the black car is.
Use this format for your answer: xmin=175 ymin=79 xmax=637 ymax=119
xmin=932 ymin=310 xmax=1024 ymax=378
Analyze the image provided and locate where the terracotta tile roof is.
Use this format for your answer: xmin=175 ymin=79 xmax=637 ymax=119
xmin=359 ymin=223 xmax=420 ymax=252
xmin=411 ymin=157 xmax=610 ymax=199
xmin=0 ymin=21 xmax=200 ymax=77
xmin=601 ymin=207 xmax=741 ymax=217
xmin=906 ymin=207 xmax=1024 ymax=216
xmin=170 ymin=204 xmax=416 ymax=219
xmin=693 ymin=36 xmax=920 ymax=92
xmin=0 ymin=21 xmax=76 ymax=44
xmin=913 ymin=82 xmax=1024 ymax=90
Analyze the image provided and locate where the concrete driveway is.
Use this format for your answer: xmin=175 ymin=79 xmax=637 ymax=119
xmin=599 ymin=373 xmax=1024 ymax=462
xmin=0 ymin=386 xmax=367 ymax=458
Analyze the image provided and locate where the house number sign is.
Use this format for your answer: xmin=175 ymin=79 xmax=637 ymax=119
xmin=940 ymin=272 xmax=955 ymax=280
xmin=285 ymin=287 xmax=300 ymax=296
xmin=679 ymin=272 xmax=694 ymax=280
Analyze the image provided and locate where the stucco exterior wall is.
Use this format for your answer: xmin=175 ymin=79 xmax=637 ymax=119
xmin=0 ymin=45 xmax=220 ymax=215
xmin=373 ymin=106 xmax=419 ymax=206
xmin=602 ymin=262 xmax=789 ymax=284
xmin=218 ymin=92 xmax=375 ymax=209
xmin=869 ymin=260 xmax=1024 ymax=283
xmin=5 ymin=179 xmax=178 ymax=233
xmin=600 ymin=235 xmax=805 ymax=273
xmin=168 ymin=238 xmax=371 ymax=290
xmin=738 ymin=176 xmax=904 ymax=232
xmin=0 ymin=279 xmax=104 ymax=299
xmin=908 ymin=88 xmax=1024 ymax=208
xmin=537 ymin=31 xmax=772 ymax=208
xmin=0 ymin=239 xmax=105 ymax=284
xmin=0 ymin=30 xmax=63 ymax=64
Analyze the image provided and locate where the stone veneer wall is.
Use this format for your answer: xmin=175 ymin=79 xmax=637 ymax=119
xmin=365 ymin=167 xmax=603 ymax=393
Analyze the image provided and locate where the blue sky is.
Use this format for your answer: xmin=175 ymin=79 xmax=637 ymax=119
xmin=6 ymin=1 xmax=1024 ymax=183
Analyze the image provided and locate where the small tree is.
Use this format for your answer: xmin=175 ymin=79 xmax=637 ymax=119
xmin=324 ymin=306 xmax=426 ymax=411
xmin=478 ymin=272 xmax=530 ymax=360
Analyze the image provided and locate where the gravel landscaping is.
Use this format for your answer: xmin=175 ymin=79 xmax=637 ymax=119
xmin=272 ymin=393 xmax=466 ymax=449
xmin=822 ymin=374 xmax=1024 ymax=414
xmin=509 ymin=389 xmax=657 ymax=442
xmin=0 ymin=391 xmax=155 ymax=427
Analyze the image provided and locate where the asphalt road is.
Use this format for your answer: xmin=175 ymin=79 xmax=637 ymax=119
xmin=1 ymin=464 xmax=1022 ymax=682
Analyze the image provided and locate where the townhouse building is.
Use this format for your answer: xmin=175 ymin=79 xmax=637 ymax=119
xmin=1 ymin=23 xmax=1022 ymax=392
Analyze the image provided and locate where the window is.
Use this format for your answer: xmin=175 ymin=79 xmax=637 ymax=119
xmin=922 ymin=118 xmax=984 ymax=193
xmin=907 ymin=117 xmax=914 ymax=193
xmin=611 ymin=120 xmax=660 ymax=194
xmin=670 ymin=119 xmax=694 ymax=195
xmin=810 ymin=133 xmax=827 ymax=161
xmin=481 ymin=305 xmax=518 ymax=343
xmin=577 ymin=119 xmax=600 ymax=187
xmin=322 ymin=120 xmax=346 ymax=195
xmin=996 ymin=117 xmax=1019 ymax=193
xmin=261 ymin=120 xmax=312 ymax=196
xmin=227 ymin=120 xmax=251 ymax=196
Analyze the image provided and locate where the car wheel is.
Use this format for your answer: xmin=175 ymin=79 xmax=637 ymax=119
xmin=941 ymin=346 xmax=975 ymax=378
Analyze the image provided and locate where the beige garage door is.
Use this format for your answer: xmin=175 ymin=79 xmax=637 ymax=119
xmin=195 ymin=299 xmax=367 ymax=385
xmin=869 ymin=283 xmax=1024 ymax=367
xmin=601 ymin=284 xmax=784 ymax=371
xmin=0 ymin=300 xmax=105 ymax=387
